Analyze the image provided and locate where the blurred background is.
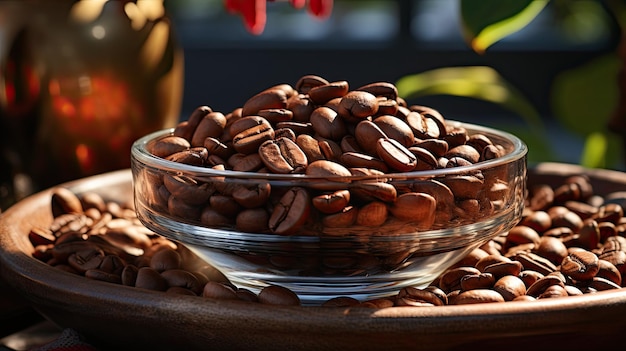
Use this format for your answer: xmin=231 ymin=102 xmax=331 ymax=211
xmin=1 ymin=0 xmax=624 ymax=210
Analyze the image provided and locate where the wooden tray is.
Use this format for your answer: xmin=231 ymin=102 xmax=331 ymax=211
xmin=1 ymin=163 xmax=626 ymax=351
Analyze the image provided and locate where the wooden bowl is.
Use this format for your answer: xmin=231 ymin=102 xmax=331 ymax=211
xmin=1 ymin=163 xmax=626 ymax=351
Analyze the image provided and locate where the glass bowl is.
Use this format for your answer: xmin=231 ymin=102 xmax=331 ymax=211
xmin=131 ymin=121 xmax=527 ymax=305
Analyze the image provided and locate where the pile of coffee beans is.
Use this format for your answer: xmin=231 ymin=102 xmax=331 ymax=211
xmin=30 ymin=187 xmax=301 ymax=306
xmin=29 ymin=172 xmax=626 ymax=307
xmin=137 ymin=75 xmax=522 ymax=237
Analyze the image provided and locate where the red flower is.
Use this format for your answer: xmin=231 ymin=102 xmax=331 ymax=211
xmin=225 ymin=0 xmax=333 ymax=35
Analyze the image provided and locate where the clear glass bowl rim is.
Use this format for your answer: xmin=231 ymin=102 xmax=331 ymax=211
xmin=131 ymin=120 xmax=528 ymax=181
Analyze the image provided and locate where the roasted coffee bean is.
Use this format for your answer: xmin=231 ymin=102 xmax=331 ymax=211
xmin=312 ymin=190 xmax=351 ymax=214
xmin=150 ymin=135 xmax=190 ymax=158
xmin=191 ymin=111 xmax=227 ymax=147
xmin=296 ymin=134 xmax=325 ymax=163
xmin=165 ymin=147 xmax=208 ymax=166
xmin=388 ymin=192 xmax=435 ymax=226
xmin=493 ymin=275 xmax=527 ymax=301
xmin=452 ymin=289 xmax=505 ymax=304
xmin=150 ymin=248 xmax=182 ymax=272
xmin=337 ymin=90 xmax=378 ymax=121
xmin=322 ymin=296 xmax=361 ymax=307
xmin=355 ymin=201 xmax=387 ymax=227
xmin=560 ymin=250 xmax=599 ymax=281
xmin=258 ymin=285 xmax=301 ymax=306
xmin=376 ymin=138 xmax=417 ymax=172
xmin=258 ymin=137 xmax=308 ymax=174
xmin=460 ymin=273 xmax=495 ymax=291
xmin=308 ymin=80 xmax=349 ymax=105
xmin=202 ymin=281 xmax=238 ymax=300
xmin=396 ymin=286 xmax=445 ymax=306
xmin=310 ymin=106 xmax=347 ymax=140
xmin=241 ymin=87 xmax=288 ymax=117
xmin=135 ymin=267 xmax=169 ymax=291
xmin=230 ymin=116 xmax=275 ymax=155
xmin=51 ymin=187 xmax=84 ymax=217
xmin=173 ymin=106 xmax=212 ymax=141
xmin=269 ymin=187 xmax=311 ymax=235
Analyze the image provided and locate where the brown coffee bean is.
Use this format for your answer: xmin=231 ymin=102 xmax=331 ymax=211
xmin=295 ymin=75 xmax=329 ymax=94
xmin=337 ymin=90 xmax=378 ymax=121
xmin=518 ymin=270 xmax=544 ymax=288
xmin=376 ymin=138 xmax=417 ymax=172
xmin=305 ymin=160 xmax=352 ymax=190
xmin=135 ymin=267 xmax=168 ymax=291
xmin=388 ymin=192 xmax=436 ymax=227
xmin=373 ymin=115 xmax=414 ymax=148
xmin=173 ymin=105 xmax=212 ymax=141
xmin=493 ymin=275 xmax=527 ymax=301
xmin=150 ymin=135 xmax=190 ymax=158
xmin=191 ymin=111 xmax=227 ymax=147
xmin=587 ymin=276 xmax=622 ymax=291
xmin=269 ymin=187 xmax=311 ymax=235
xmin=483 ymin=260 xmax=523 ymax=279
xmin=241 ymin=87 xmax=288 ymax=117
xmin=308 ymin=81 xmax=349 ymax=105
xmin=396 ymin=286 xmax=445 ymax=306
xmin=505 ymin=226 xmax=541 ymax=249
xmin=351 ymin=181 xmax=397 ymax=203
xmin=406 ymin=111 xmax=441 ymax=140
xmin=460 ymin=273 xmax=495 ymax=291
xmin=51 ymin=187 xmax=84 ymax=217
xmin=230 ymin=116 xmax=275 ymax=155
xmin=258 ymin=285 xmax=301 ymax=306
xmin=258 ymin=137 xmax=308 ymax=174
xmin=526 ymin=275 xmax=565 ymax=297
xmin=287 ymin=94 xmax=315 ymax=122
xmin=444 ymin=144 xmax=480 ymax=164
xmin=512 ymin=251 xmax=558 ymax=276
xmin=150 ymin=248 xmax=182 ymax=272
xmin=202 ymin=281 xmax=238 ymax=300
xmin=340 ymin=152 xmax=389 ymax=173
xmin=322 ymin=206 xmax=358 ymax=228
xmin=356 ymin=82 xmax=398 ymax=101
xmin=415 ymin=139 xmax=448 ymax=157
xmin=354 ymin=119 xmax=388 ymax=154
xmin=296 ymin=134 xmax=325 ymax=163
xmin=322 ymin=296 xmax=361 ymax=307
xmin=537 ymin=284 xmax=569 ymax=299
xmin=355 ymin=201 xmax=387 ymax=226
xmin=121 ymin=264 xmax=139 ymax=286
xmin=203 ymin=137 xmax=234 ymax=160
xmin=596 ymin=259 xmax=622 ymax=286
xmin=408 ymin=146 xmax=438 ymax=171
xmin=452 ymin=289 xmax=505 ymax=304
xmin=67 ymin=247 xmax=105 ymax=274
xmin=439 ymin=266 xmax=481 ymax=292
xmin=165 ymin=147 xmax=208 ymax=166
xmin=236 ymin=208 xmax=270 ymax=233
xmin=200 ymin=207 xmax=233 ymax=227
xmin=359 ymin=297 xmax=395 ymax=309
xmin=312 ymin=190 xmax=351 ymax=214
xmin=560 ymin=250 xmax=599 ymax=281
xmin=310 ymin=106 xmax=347 ymax=140
xmin=257 ymin=108 xmax=294 ymax=124
xmin=161 ymin=269 xmax=203 ymax=295
xmin=163 ymin=175 xmax=214 ymax=206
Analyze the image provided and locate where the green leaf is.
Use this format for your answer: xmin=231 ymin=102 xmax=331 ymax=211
xmin=460 ymin=0 xmax=548 ymax=53
xmin=551 ymin=53 xmax=620 ymax=136
xmin=395 ymin=66 xmax=545 ymax=132
xmin=580 ymin=132 xmax=608 ymax=168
